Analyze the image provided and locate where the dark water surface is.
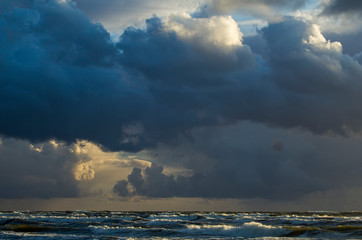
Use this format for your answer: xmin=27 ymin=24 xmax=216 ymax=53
xmin=1 ymin=211 xmax=362 ymax=239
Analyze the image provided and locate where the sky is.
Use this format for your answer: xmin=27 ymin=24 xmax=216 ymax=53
xmin=1 ymin=0 xmax=362 ymax=211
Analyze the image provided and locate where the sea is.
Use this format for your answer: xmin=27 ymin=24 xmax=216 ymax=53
xmin=1 ymin=211 xmax=362 ymax=239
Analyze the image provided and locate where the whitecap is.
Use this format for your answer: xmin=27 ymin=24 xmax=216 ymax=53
xmin=182 ymin=221 xmax=288 ymax=238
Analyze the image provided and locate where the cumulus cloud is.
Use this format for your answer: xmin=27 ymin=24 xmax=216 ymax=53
xmin=118 ymin=14 xmax=254 ymax=85
xmin=74 ymin=162 xmax=95 ymax=181
xmin=113 ymin=180 xmax=130 ymax=197
xmin=164 ymin=13 xmax=243 ymax=48
xmin=318 ymin=0 xmax=362 ymax=36
xmin=2 ymin=0 xmax=362 ymax=201
xmin=120 ymin=14 xmax=362 ymax=135
xmin=114 ymin=122 xmax=362 ymax=200
xmin=0 ymin=1 xmax=255 ymax=152
xmin=112 ymin=14 xmax=362 ymax=200
xmin=0 ymin=0 xmax=154 ymax=151
xmin=317 ymin=0 xmax=362 ymax=55
xmin=324 ymin=31 xmax=362 ymax=55
xmin=259 ymin=19 xmax=362 ymax=134
xmin=0 ymin=137 xmax=87 ymax=198
xmin=1 ymin=0 xmax=362 ymax=152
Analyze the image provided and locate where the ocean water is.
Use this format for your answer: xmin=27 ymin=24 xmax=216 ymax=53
xmin=1 ymin=211 xmax=362 ymax=239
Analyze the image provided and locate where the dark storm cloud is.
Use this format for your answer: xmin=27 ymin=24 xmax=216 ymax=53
xmin=271 ymin=139 xmax=283 ymax=152
xmin=116 ymin=161 xmax=320 ymax=199
xmin=2 ymin=0 xmax=362 ymax=147
xmin=0 ymin=138 xmax=83 ymax=198
xmin=0 ymin=0 xmax=255 ymax=152
xmin=322 ymin=0 xmax=362 ymax=15
xmin=1 ymin=0 xmax=362 ymax=152
xmin=113 ymin=180 xmax=130 ymax=197
xmin=118 ymin=15 xmax=362 ymax=135
xmin=115 ymin=122 xmax=362 ymax=200
xmin=0 ymin=0 xmax=155 ymax=151
xmin=259 ymin=19 xmax=362 ymax=134
xmin=113 ymin=16 xmax=362 ymax=200
xmin=117 ymin=16 xmax=254 ymax=84
xmin=2 ymin=0 xmax=362 ymax=201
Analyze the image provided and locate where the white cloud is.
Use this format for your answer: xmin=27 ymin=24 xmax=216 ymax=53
xmin=164 ymin=13 xmax=243 ymax=49
xmin=305 ymin=24 xmax=342 ymax=52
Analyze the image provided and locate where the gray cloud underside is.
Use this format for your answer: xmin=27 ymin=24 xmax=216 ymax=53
xmin=322 ymin=0 xmax=362 ymax=15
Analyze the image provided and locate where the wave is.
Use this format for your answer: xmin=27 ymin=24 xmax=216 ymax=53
xmin=0 ymin=230 xmax=91 ymax=240
xmin=2 ymin=211 xmax=362 ymax=239
xmin=2 ymin=224 xmax=53 ymax=232
xmin=183 ymin=222 xmax=288 ymax=238
xmin=283 ymin=225 xmax=362 ymax=238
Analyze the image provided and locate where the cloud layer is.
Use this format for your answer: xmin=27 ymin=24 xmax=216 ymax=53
xmin=1 ymin=0 xmax=362 ymax=201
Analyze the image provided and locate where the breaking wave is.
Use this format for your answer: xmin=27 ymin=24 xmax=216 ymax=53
xmin=1 ymin=211 xmax=362 ymax=239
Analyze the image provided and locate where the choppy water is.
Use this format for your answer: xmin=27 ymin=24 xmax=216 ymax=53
xmin=1 ymin=211 xmax=362 ymax=239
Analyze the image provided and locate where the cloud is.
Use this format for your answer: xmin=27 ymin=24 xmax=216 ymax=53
xmin=71 ymin=0 xmax=204 ymax=33
xmin=318 ymin=0 xmax=362 ymax=35
xmin=2 ymin=1 xmax=362 ymax=202
xmin=114 ymin=122 xmax=362 ymax=200
xmin=0 ymin=1 xmax=257 ymax=152
xmin=272 ymin=139 xmax=283 ymax=152
xmin=324 ymin=31 xmax=362 ymax=55
xmin=321 ymin=0 xmax=362 ymax=15
xmin=117 ymin=14 xmax=254 ymax=85
xmin=0 ymin=137 xmax=87 ymax=198
xmin=1 ymin=0 xmax=362 ymax=153
xmin=194 ymin=0 xmax=307 ymax=19
xmin=74 ymin=162 xmax=95 ymax=181
xmin=258 ymin=19 xmax=362 ymax=134
xmin=118 ymin=14 xmax=362 ymax=139
xmin=112 ymin=15 xmax=362 ymax=200
xmin=355 ymin=52 xmax=362 ymax=64
xmin=0 ymin=0 xmax=154 ymax=151
xmin=113 ymin=180 xmax=130 ymax=197
xmin=118 ymin=14 xmax=362 ymax=138
xmin=318 ymin=1 xmax=362 ymax=55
